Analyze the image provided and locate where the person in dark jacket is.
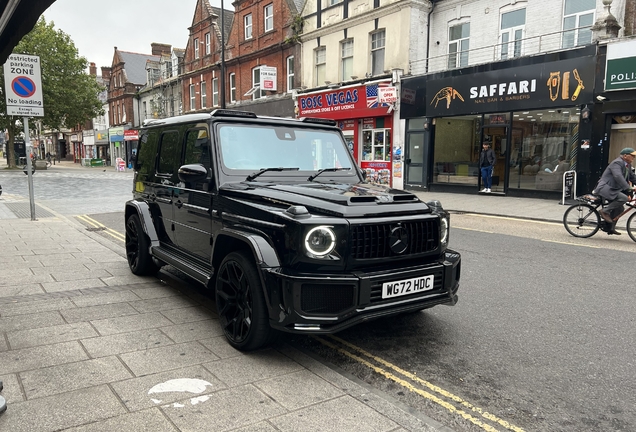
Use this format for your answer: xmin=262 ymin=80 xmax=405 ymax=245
xmin=479 ymin=141 xmax=496 ymax=193
xmin=593 ymin=147 xmax=636 ymax=235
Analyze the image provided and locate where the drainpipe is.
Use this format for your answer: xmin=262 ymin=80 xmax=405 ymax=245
xmin=425 ymin=1 xmax=436 ymax=73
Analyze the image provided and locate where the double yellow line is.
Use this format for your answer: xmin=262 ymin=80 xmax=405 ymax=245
xmin=76 ymin=215 xmax=125 ymax=242
xmin=315 ymin=335 xmax=525 ymax=432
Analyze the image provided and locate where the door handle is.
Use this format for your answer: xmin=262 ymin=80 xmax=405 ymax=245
xmin=175 ymin=199 xmax=183 ymax=209
xmin=405 ymin=158 xmax=411 ymax=164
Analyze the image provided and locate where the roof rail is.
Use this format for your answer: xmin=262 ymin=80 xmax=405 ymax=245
xmin=210 ymin=109 xmax=257 ymax=118
xmin=299 ymin=117 xmax=337 ymax=126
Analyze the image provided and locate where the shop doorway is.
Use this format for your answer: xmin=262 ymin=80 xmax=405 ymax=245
xmin=404 ymin=131 xmax=426 ymax=188
xmin=610 ymin=123 xmax=636 ymax=161
xmin=481 ymin=126 xmax=509 ymax=193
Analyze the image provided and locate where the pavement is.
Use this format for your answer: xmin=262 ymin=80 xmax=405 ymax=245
xmin=0 ymin=157 xmax=582 ymax=432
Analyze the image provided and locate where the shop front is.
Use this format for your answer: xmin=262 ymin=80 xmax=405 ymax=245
xmin=95 ymin=129 xmax=110 ymax=166
xmin=124 ymin=129 xmax=139 ymax=168
xmin=401 ymin=46 xmax=596 ymax=197
xmin=108 ymin=126 xmax=124 ymax=167
xmin=71 ymin=133 xmax=82 ymax=163
xmin=295 ymin=80 xmax=395 ymax=186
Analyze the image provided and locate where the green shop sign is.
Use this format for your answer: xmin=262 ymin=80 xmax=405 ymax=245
xmin=605 ymin=40 xmax=636 ymax=91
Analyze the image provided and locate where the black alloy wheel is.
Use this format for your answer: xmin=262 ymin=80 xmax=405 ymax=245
xmin=563 ymin=204 xmax=600 ymax=238
xmin=125 ymin=214 xmax=160 ymax=276
xmin=215 ymin=251 xmax=273 ymax=350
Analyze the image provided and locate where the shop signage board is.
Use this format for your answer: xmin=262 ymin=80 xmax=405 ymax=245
xmin=109 ymin=126 xmax=124 ymax=142
xmin=378 ymin=86 xmax=397 ymax=103
xmin=3 ymin=54 xmax=44 ymax=117
xmin=424 ymin=57 xmax=595 ymax=117
xmin=124 ymin=130 xmax=139 ymax=141
xmin=296 ymin=80 xmax=392 ymax=119
xmin=605 ymin=39 xmax=636 ymax=91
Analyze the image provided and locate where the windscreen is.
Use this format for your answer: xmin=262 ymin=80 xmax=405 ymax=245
xmin=218 ymin=124 xmax=354 ymax=173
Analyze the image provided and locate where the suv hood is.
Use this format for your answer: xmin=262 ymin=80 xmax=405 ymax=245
xmin=221 ymin=181 xmax=434 ymax=218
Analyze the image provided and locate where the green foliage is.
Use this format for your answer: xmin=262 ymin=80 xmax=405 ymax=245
xmin=285 ymin=15 xmax=304 ymax=45
xmin=0 ymin=17 xmax=104 ymax=154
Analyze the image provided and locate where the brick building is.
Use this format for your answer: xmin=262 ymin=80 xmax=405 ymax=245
xmin=182 ymin=0 xmax=302 ymax=117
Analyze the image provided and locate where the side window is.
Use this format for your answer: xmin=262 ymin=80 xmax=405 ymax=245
xmin=157 ymin=130 xmax=180 ymax=176
xmin=136 ymin=129 xmax=159 ymax=181
xmin=184 ymin=128 xmax=211 ymax=168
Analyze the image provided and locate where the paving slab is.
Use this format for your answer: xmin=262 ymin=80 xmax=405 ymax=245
xmin=199 ymin=336 xmax=244 ymax=359
xmin=60 ymin=302 xmax=140 ymax=323
xmin=159 ymin=319 xmax=224 ymax=343
xmin=90 ymin=311 xmax=173 ymax=336
xmin=203 ymin=349 xmax=304 ymax=387
xmin=0 ymin=297 xmax=75 ymax=316
xmin=0 ymin=373 xmax=24 ymax=403
xmin=269 ymin=395 xmax=398 ymax=432
xmin=129 ymin=295 xmax=199 ymax=313
xmin=0 ymin=341 xmax=88 ymax=375
xmin=7 ymin=321 xmax=98 ymax=349
xmin=69 ymin=290 xmax=142 ymax=307
xmin=111 ymin=364 xmax=227 ymax=411
xmin=41 ymin=278 xmax=107 ymax=293
xmin=119 ymin=341 xmax=219 ymax=376
xmin=0 ymin=283 xmax=46 ymax=297
xmin=0 ymin=310 xmax=65 ymax=332
xmin=161 ymin=384 xmax=287 ymax=432
xmin=0 ymin=385 xmax=127 ymax=432
xmin=61 ymin=408 xmax=178 ymax=432
xmin=80 ymin=328 xmax=175 ymax=358
xmin=255 ymin=369 xmax=345 ymax=411
xmin=20 ymin=356 xmax=133 ymax=399
xmin=160 ymin=305 xmax=217 ymax=324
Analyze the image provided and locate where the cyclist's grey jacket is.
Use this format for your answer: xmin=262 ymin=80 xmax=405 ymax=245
xmin=594 ymin=156 xmax=636 ymax=200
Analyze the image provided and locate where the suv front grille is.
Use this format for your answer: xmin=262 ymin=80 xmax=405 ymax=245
xmin=350 ymin=220 xmax=439 ymax=259
xmin=300 ymin=284 xmax=355 ymax=315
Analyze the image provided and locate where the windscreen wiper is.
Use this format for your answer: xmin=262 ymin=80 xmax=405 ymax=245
xmin=246 ymin=167 xmax=299 ymax=182
xmin=307 ymin=167 xmax=351 ymax=182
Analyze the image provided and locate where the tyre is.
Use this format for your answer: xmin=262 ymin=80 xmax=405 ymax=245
xmin=125 ymin=213 xmax=160 ymax=275
xmin=215 ymin=251 xmax=274 ymax=351
xmin=627 ymin=212 xmax=636 ymax=243
xmin=563 ymin=204 xmax=600 ymax=238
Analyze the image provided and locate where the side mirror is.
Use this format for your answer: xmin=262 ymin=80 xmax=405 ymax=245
xmin=178 ymin=164 xmax=208 ymax=183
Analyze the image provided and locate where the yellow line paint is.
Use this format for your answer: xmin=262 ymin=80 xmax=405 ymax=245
xmin=77 ymin=215 xmax=125 ymax=242
xmin=325 ymin=335 xmax=525 ymax=432
xmin=313 ymin=337 xmax=504 ymax=432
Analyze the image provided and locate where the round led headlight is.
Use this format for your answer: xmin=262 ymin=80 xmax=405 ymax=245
xmin=304 ymin=226 xmax=336 ymax=256
xmin=440 ymin=217 xmax=449 ymax=246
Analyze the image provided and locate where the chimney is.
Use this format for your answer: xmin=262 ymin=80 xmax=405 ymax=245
xmin=151 ymin=42 xmax=172 ymax=56
xmin=89 ymin=62 xmax=97 ymax=76
xmin=101 ymin=67 xmax=111 ymax=80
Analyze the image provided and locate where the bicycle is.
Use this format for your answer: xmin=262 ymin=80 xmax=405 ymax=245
xmin=563 ymin=192 xmax=636 ymax=242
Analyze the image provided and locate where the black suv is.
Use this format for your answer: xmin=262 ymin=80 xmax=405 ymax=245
xmin=125 ymin=109 xmax=461 ymax=350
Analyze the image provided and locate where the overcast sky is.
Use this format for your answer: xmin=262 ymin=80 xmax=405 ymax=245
xmin=41 ymin=0 xmax=231 ymax=72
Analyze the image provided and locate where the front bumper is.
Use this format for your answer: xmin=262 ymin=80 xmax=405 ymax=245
xmin=263 ymin=250 xmax=461 ymax=334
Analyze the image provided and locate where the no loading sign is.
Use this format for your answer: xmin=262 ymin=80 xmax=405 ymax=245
xmin=11 ymin=76 xmax=37 ymax=98
xmin=2 ymin=53 xmax=44 ymax=117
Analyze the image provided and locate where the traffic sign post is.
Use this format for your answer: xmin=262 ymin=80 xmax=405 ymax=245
xmin=3 ymin=54 xmax=44 ymax=221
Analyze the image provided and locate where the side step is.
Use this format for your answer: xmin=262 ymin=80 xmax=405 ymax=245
xmin=151 ymin=246 xmax=212 ymax=287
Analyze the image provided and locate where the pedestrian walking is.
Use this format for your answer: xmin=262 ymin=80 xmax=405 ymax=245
xmin=479 ymin=139 xmax=496 ymax=193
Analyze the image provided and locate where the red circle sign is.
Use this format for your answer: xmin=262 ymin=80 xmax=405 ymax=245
xmin=11 ymin=76 xmax=36 ymax=98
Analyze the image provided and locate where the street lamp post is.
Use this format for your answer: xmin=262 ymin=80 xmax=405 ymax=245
xmin=220 ymin=0 xmax=226 ymax=109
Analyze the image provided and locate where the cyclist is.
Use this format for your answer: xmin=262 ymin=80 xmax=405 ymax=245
xmin=593 ymin=147 xmax=636 ymax=235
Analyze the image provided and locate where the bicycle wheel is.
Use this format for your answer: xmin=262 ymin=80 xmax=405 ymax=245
xmin=563 ymin=203 xmax=600 ymax=238
xmin=626 ymin=212 xmax=636 ymax=243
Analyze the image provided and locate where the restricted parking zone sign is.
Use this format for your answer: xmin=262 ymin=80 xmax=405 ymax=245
xmin=3 ymin=53 xmax=44 ymax=117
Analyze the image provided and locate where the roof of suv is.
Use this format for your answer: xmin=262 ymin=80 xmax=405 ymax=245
xmin=140 ymin=109 xmax=337 ymax=129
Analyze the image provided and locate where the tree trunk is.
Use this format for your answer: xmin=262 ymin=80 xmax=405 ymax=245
xmin=6 ymin=122 xmax=17 ymax=169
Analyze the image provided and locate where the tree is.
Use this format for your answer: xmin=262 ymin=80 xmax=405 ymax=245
xmin=0 ymin=17 xmax=104 ymax=168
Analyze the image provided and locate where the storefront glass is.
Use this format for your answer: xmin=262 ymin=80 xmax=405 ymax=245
xmin=509 ymin=108 xmax=579 ymax=191
xmin=432 ymin=115 xmax=482 ymax=186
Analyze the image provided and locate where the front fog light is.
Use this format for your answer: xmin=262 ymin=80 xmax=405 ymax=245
xmin=440 ymin=217 xmax=449 ymax=245
xmin=305 ymin=226 xmax=336 ymax=256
